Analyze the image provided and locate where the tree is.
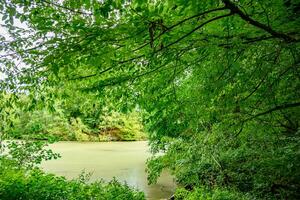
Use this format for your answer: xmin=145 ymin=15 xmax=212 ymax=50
xmin=1 ymin=0 xmax=299 ymax=198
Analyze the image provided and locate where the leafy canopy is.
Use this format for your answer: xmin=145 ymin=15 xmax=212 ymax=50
xmin=1 ymin=0 xmax=300 ymax=199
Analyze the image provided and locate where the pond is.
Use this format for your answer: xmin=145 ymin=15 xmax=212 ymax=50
xmin=41 ymin=141 xmax=176 ymax=200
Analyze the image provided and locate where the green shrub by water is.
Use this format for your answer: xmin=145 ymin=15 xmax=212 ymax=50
xmin=0 ymin=160 xmax=145 ymax=200
xmin=174 ymin=187 xmax=252 ymax=200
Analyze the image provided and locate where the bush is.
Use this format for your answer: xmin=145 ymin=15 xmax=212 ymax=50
xmin=5 ymin=140 xmax=60 ymax=169
xmin=174 ymin=187 xmax=252 ymax=200
xmin=147 ymin=127 xmax=300 ymax=199
xmin=0 ymin=160 xmax=145 ymax=200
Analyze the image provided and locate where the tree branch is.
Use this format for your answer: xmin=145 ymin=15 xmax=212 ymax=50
xmin=159 ymin=13 xmax=233 ymax=51
xmin=241 ymin=72 xmax=268 ymax=101
xmin=42 ymin=0 xmax=92 ymax=16
xmin=223 ymin=0 xmax=296 ymax=42
xmin=133 ymin=7 xmax=227 ymax=52
xmin=246 ymin=102 xmax=300 ymax=121
xmin=70 ymin=13 xmax=233 ymax=80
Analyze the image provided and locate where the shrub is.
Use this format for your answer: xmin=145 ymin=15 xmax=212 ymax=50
xmin=174 ymin=187 xmax=252 ymax=200
xmin=5 ymin=140 xmax=60 ymax=169
xmin=147 ymin=127 xmax=300 ymax=199
xmin=0 ymin=160 xmax=145 ymax=200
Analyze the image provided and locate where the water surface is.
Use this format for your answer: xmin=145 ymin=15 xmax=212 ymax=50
xmin=41 ymin=141 xmax=175 ymax=200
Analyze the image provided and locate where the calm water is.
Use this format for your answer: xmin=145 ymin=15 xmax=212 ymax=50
xmin=41 ymin=141 xmax=176 ymax=200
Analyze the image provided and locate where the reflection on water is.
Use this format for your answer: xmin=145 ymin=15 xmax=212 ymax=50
xmin=41 ymin=141 xmax=176 ymax=200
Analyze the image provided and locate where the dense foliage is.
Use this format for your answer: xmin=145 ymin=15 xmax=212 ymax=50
xmin=174 ymin=187 xmax=252 ymax=200
xmin=9 ymin=108 xmax=146 ymax=141
xmin=1 ymin=92 xmax=146 ymax=141
xmin=0 ymin=158 xmax=145 ymax=200
xmin=1 ymin=0 xmax=299 ymax=199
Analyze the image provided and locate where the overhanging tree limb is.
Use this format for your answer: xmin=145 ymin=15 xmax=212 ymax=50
xmin=223 ymin=0 xmax=296 ymax=42
xmin=160 ymin=13 xmax=233 ymax=50
xmin=42 ymin=0 xmax=93 ymax=16
xmin=70 ymin=13 xmax=233 ymax=80
xmin=133 ymin=6 xmax=227 ymax=52
xmin=246 ymin=102 xmax=300 ymax=121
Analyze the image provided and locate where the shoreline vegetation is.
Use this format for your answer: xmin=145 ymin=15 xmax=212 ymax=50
xmin=0 ymin=158 xmax=146 ymax=200
xmin=7 ymin=108 xmax=148 ymax=142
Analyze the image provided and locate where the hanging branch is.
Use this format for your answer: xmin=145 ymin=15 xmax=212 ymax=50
xmin=223 ymin=0 xmax=296 ymax=42
xmin=245 ymin=102 xmax=300 ymax=122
